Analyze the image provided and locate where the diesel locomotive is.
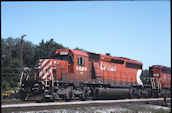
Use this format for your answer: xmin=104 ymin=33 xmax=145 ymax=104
xmin=19 ymin=49 xmax=171 ymax=102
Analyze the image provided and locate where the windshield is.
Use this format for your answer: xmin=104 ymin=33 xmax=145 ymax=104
xmin=51 ymin=54 xmax=68 ymax=60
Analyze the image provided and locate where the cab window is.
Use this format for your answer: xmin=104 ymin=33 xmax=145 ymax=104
xmin=69 ymin=55 xmax=73 ymax=64
xmin=51 ymin=54 xmax=68 ymax=61
xmin=78 ymin=57 xmax=85 ymax=66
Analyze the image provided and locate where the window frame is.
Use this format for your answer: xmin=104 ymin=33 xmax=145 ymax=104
xmin=78 ymin=56 xmax=85 ymax=66
xmin=88 ymin=53 xmax=100 ymax=61
xmin=126 ymin=62 xmax=142 ymax=69
xmin=161 ymin=68 xmax=171 ymax=74
xmin=111 ymin=59 xmax=124 ymax=64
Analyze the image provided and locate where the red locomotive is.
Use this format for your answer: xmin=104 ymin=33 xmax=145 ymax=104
xmin=148 ymin=65 xmax=171 ymax=97
xmin=19 ymin=49 xmax=171 ymax=102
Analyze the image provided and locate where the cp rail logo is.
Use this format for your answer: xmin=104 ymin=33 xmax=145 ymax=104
xmin=100 ymin=62 xmax=116 ymax=72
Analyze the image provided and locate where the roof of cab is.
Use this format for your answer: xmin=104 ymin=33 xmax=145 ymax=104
xmin=70 ymin=49 xmax=88 ymax=56
xmin=55 ymin=49 xmax=88 ymax=56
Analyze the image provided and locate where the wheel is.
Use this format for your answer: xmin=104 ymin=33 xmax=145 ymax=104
xmin=36 ymin=100 xmax=41 ymax=103
xmin=64 ymin=95 xmax=71 ymax=102
xmin=137 ymin=91 xmax=141 ymax=98
xmin=35 ymin=94 xmax=44 ymax=103
xmin=79 ymin=95 xmax=86 ymax=101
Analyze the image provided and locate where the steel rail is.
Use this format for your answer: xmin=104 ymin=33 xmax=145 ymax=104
xmin=2 ymin=98 xmax=170 ymax=108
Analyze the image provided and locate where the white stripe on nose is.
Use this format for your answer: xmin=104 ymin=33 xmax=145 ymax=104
xmin=39 ymin=60 xmax=52 ymax=79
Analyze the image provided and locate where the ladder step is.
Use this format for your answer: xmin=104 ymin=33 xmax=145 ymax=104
xmin=45 ymin=95 xmax=52 ymax=97
xmin=45 ymin=90 xmax=50 ymax=92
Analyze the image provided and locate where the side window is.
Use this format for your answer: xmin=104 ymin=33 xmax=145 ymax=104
xmin=126 ymin=62 xmax=142 ymax=69
xmin=69 ymin=55 xmax=73 ymax=64
xmin=78 ymin=57 xmax=85 ymax=66
xmin=82 ymin=57 xmax=85 ymax=65
xmin=78 ymin=57 xmax=81 ymax=65
xmin=161 ymin=68 xmax=171 ymax=74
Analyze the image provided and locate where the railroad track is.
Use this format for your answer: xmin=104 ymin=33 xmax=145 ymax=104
xmin=2 ymin=98 xmax=170 ymax=108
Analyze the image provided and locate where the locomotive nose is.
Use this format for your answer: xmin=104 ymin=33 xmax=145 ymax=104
xmin=38 ymin=59 xmax=54 ymax=81
xmin=37 ymin=59 xmax=67 ymax=81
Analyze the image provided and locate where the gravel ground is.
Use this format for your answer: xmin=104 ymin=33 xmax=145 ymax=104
xmin=4 ymin=103 xmax=171 ymax=113
xmin=2 ymin=98 xmax=171 ymax=113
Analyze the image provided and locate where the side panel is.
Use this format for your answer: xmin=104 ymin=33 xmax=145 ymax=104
xmin=53 ymin=60 xmax=68 ymax=81
xmin=99 ymin=61 xmax=118 ymax=83
xmin=159 ymin=71 xmax=171 ymax=88
xmin=151 ymin=66 xmax=171 ymax=89
xmin=61 ymin=55 xmax=90 ymax=82
xmin=95 ymin=60 xmax=142 ymax=85
xmin=124 ymin=67 xmax=139 ymax=84
xmin=74 ymin=55 xmax=90 ymax=82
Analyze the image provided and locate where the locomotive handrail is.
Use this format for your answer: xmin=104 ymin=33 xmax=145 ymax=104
xmin=156 ymin=78 xmax=160 ymax=90
xmin=150 ymin=78 xmax=156 ymax=89
xmin=158 ymin=78 xmax=161 ymax=89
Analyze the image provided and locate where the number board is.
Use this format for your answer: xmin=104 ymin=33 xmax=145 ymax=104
xmin=60 ymin=51 xmax=68 ymax=55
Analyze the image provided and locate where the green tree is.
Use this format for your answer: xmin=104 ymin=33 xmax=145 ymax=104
xmin=141 ymin=69 xmax=149 ymax=83
xmin=34 ymin=38 xmax=66 ymax=60
xmin=74 ymin=47 xmax=86 ymax=51
xmin=1 ymin=37 xmax=35 ymax=91
xmin=23 ymin=41 xmax=36 ymax=67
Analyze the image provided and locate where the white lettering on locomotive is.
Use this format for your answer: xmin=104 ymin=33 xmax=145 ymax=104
xmin=108 ymin=66 xmax=116 ymax=71
xmin=100 ymin=62 xmax=116 ymax=72
xmin=153 ymin=74 xmax=159 ymax=76
xmin=100 ymin=62 xmax=106 ymax=70
xmin=76 ymin=66 xmax=87 ymax=72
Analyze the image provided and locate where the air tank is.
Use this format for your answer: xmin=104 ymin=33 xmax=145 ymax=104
xmin=94 ymin=87 xmax=130 ymax=99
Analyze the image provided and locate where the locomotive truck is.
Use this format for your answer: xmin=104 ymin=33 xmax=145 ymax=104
xmin=19 ymin=49 xmax=171 ymax=102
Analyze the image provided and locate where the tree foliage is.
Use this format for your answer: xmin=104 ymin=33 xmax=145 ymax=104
xmin=141 ymin=69 xmax=149 ymax=83
xmin=74 ymin=47 xmax=86 ymax=51
xmin=34 ymin=39 xmax=66 ymax=60
xmin=1 ymin=37 xmax=67 ymax=91
xmin=1 ymin=38 xmax=21 ymax=91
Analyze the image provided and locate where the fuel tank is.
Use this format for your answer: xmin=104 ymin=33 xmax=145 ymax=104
xmin=94 ymin=87 xmax=130 ymax=99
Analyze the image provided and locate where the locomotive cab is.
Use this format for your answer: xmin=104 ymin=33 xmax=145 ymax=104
xmin=34 ymin=49 xmax=90 ymax=83
xmin=51 ymin=50 xmax=74 ymax=73
xmin=34 ymin=49 xmax=75 ymax=81
xmin=55 ymin=49 xmax=89 ymax=82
